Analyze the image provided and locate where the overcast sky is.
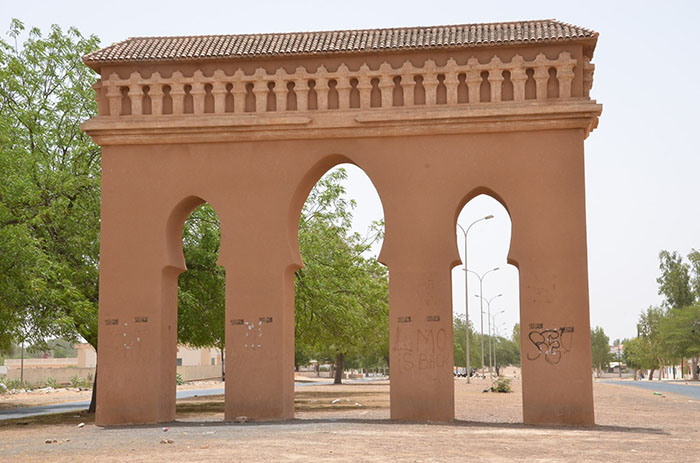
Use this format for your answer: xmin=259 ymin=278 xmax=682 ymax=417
xmin=3 ymin=0 xmax=699 ymax=343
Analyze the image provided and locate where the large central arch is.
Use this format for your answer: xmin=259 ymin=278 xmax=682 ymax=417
xmin=82 ymin=19 xmax=602 ymax=426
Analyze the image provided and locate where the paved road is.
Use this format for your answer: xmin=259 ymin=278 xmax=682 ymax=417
xmin=601 ymin=379 xmax=700 ymax=400
xmin=0 ymin=377 xmax=387 ymax=421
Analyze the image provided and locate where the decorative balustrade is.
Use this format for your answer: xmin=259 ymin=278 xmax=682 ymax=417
xmin=97 ymin=52 xmax=584 ymax=118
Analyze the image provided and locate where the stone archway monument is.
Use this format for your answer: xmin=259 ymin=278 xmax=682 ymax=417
xmin=82 ymin=19 xmax=602 ymax=426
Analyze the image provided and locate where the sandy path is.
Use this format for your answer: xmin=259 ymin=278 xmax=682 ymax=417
xmin=0 ymin=378 xmax=698 ymax=462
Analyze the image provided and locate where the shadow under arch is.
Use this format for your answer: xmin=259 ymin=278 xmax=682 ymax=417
xmin=287 ymin=153 xmax=388 ymax=271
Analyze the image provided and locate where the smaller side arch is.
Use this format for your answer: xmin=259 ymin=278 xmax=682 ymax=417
xmin=164 ymin=195 xmax=223 ymax=272
xmin=453 ymin=186 xmax=520 ymax=269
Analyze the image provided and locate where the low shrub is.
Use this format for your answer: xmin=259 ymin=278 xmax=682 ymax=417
xmin=1 ymin=376 xmax=31 ymax=390
xmin=176 ymin=373 xmax=184 ymax=385
xmin=70 ymin=374 xmax=91 ymax=389
xmin=44 ymin=377 xmax=58 ymax=388
xmin=490 ymin=377 xmax=512 ymax=393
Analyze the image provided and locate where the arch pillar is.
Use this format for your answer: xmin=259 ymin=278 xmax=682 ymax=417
xmin=95 ymin=148 xmax=182 ymax=425
xmin=508 ymin=132 xmax=594 ymax=426
xmin=218 ymin=202 xmax=297 ymax=422
xmin=381 ymin=195 xmax=456 ymax=422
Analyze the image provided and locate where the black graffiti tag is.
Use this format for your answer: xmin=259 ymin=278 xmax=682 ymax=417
xmin=527 ymin=326 xmax=574 ymax=365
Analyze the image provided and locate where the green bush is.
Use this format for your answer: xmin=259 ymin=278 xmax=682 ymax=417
xmin=44 ymin=377 xmax=58 ymax=388
xmin=176 ymin=373 xmax=184 ymax=385
xmin=1 ymin=376 xmax=31 ymax=390
xmin=490 ymin=377 xmax=512 ymax=393
xmin=69 ymin=374 xmax=92 ymax=388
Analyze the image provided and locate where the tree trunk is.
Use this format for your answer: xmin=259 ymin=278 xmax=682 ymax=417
xmin=692 ymin=357 xmax=699 ymax=381
xmin=649 ymin=368 xmax=655 ymax=380
xmin=333 ymin=353 xmax=344 ymax=385
xmin=20 ymin=343 xmax=24 ymax=384
xmin=88 ymin=366 xmax=97 ymax=413
xmin=220 ymin=348 xmax=225 ymax=382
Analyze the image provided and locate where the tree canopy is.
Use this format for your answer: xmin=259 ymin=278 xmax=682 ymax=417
xmin=177 ymin=205 xmax=226 ymax=353
xmin=0 ymin=19 xmax=101 ymax=354
xmin=590 ymin=326 xmax=610 ymax=376
xmin=294 ymin=168 xmax=389 ymax=383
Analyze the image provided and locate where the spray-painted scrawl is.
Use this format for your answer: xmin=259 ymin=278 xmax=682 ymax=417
xmin=527 ymin=324 xmax=574 ymax=365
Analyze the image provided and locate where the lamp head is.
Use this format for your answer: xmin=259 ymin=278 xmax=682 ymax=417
xmin=485 ymin=215 xmax=494 ymax=220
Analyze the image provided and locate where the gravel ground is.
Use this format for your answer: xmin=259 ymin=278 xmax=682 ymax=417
xmin=0 ymin=376 xmax=698 ymax=462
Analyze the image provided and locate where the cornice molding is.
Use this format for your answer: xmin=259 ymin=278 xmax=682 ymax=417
xmin=82 ymin=99 xmax=601 ymax=145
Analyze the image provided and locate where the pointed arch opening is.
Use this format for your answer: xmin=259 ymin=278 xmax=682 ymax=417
xmin=294 ymin=162 xmax=390 ymax=418
xmin=169 ymin=200 xmax=226 ymax=421
xmin=452 ymin=193 xmax=521 ymax=422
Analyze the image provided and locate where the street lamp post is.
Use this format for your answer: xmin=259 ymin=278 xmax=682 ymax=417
xmin=492 ymin=320 xmax=507 ymax=375
xmin=456 ymin=215 xmax=494 ymax=383
xmin=474 ymin=293 xmax=502 ymax=378
xmin=490 ymin=310 xmax=505 ymax=373
xmin=467 ymin=267 xmax=500 ymax=376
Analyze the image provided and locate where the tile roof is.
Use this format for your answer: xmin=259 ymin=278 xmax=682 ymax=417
xmin=84 ymin=19 xmax=597 ymax=67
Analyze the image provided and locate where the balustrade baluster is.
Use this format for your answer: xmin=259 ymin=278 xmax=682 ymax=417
xmin=533 ymin=55 xmax=549 ymax=100
xmin=488 ymin=69 xmax=504 ymax=103
xmin=378 ymin=74 xmax=393 ymax=108
xmin=149 ymin=84 xmax=164 ymax=115
xmin=357 ymin=65 xmax=372 ymax=109
xmin=442 ymin=59 xmax=460 ymax=105
xmin=191 ymin=82 xmax=206 ymax=114
xmin=211 ymin=82 xmax=227 ymax=114
xmin=253 ymin=81 xmax=268 ymax=113
xmin=170 ymin=84 xmax=186 ymax=115
xmin=556 ymin=53 xmax=576 ymax=100
xmin=509 ymin=56 xmax=527 ymax=101
xmin=273 ymin=79 xmax=287 ymax=112
xmin=315 ymin=78 xmax=329 ymax=110
xmin=422 ymin=61 xmax=439 ymax=106
xmin=232 ymin=78 xmax=246 ymax=113
xmin=465 ymin=73 xmax=481 ymax=104
xmin=105 ymin=77 xmax=122 ymax=117
xmin=401 ymin=76 xmax=415 ymax=106
xmin=92 ymin=81 xmax=104 ymax=115
xmin=377 ymin=63 xmax=394 ymax=108
xmin=295 ymin=78 xmax=309 ymax=111
xmin=583 ymin=57 xmax=594 ymax=98
xmin=335 ymin=76 xmax=352 ymax=110
xmin=443 ymin=60 xmax=460 ymax=105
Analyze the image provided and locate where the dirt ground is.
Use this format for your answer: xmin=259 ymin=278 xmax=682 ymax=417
xmin=0 ymin=380 xmax=225 ymax=410
xmin=1 ymin=374 xmax=699 ymax=462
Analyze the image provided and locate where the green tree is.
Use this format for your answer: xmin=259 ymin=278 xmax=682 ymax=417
xmin=452 ymin=314 xmax=480 ymax=374
xmin=637 ymin=306 xmax=670 ymax=380
xmin=0 ymin=20 xmax=100 ymax=408
xmin=295 ymin=168 xmax=388 ymax=384
xmin=657 ymin=250 xmax=694 ymax=309
xmin=659 ymin=304 xmax=700 ymax=380
xmin=688 ymin=249 xmax=700 ymax=302
xmin=177 ymin=204 xmax=226 ymax=378
xmin=590 ymin=326 xmax=610 ymax=377
xmin=623 ymin=336 xmax=658 ymax=380
xmin=512 ymin=323 xmax=520 ymax=350
xmin=494 ymin=337 xmax=520 ymax=372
